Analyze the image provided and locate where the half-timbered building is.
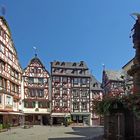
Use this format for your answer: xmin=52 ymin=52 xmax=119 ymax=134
xmin=51 ymin=61 xmax=91 ymax=125
xmin=22 ymin=55 xmax=51 ymax=125
xmin=0 ymin=16 xmax=23 ymax=126
xmin=90 ymin=75 xmax=103 ymax=125
xmin=102 ymin=70 xmax=125 ymax=96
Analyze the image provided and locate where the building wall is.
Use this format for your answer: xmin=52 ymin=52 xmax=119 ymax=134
xmin=22 ymin=57 xmax=51 ymax=119
xmin=0 ymin=16 xmax=22 ymax=126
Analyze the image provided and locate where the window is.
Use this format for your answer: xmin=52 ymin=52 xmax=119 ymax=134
xmin=37 ymin=89 xmax=44 ymax=97
xmin=6 ymin=96 xmax=12 ymax=105
xmin=72 ymin=63 xmax=76 ymax=66
xmin=28 ymin=77 xmax=34 ymax=84
xmin=73 ymin=102 xmax=79 ymax=110
xmin=81 ymin=78 xmax=87 ymax=85
xmin=53 ymin=76 xmax=60 ymax=82
xmin=0 ymin=77 xmax=2 ymax=88
xmin=34 ymin=67 xmax=38 ymax=73
xmin=55 ymin=101 xmax=60 ymax=106
xmin=3 ymin=79 xmax=6 ymax=89
xmin=0 ymin=43 xmax=4 ymax=53
xmin=15 ymin=71 xmax=18 ymax=79
xmin=81 ymin=90 xmax=88 ymax=97
xmin=55 ymin=61 xmax=60 ymax=65
xmin=62 ymin=101 xmax=67 ymax=107
xmin=38 ymin=68 xmax=41 ymax=73
xmin=8 ymin=52 xmax=12 ymax=60
xmin=29 ymin=89 xmax=36 ymax=97
xmin=0 ymin=95 xmax=2 ymax=104
xmin=24 ymin=101 xmax=35 ymax=108
xmin=38 ymin=102 xmax=49 ymax=108
xmin=28 ymin=89 xmax=44 ymax=97
xmin=0 ymin=60 xmax=5 ymax=71
xmin=73 ymin=89 xmax=79 ymax=97
xmin=34 ymin=78 xmax=38 ymax=83
xmin=11 ymin=69 xmax=14 ymax=77
xmin=38 ymin=78 xmax=44 ymax=84
xmin=62 ymin=89 xmax=67 ymax=94
xmin=11 ymin=82 xmax=14 ymax=92
xmin=79 ymin=61 xmax=84 ymax=66
xmin=15 ymin=85 xmax=18 ymax=93
xmin=54 ymin=88 xmax=60 ymax=94
xmin=31 ymin=68 xmax=34 ymax=73
xmin=62 ymin=77 xmax=67 ymax=83
xmin=61 ymin=62 xmax=65 ymax=66
xmin=73 ymin=78 xmax=79 ymax=84
xmin=0 ymin=77 xmax=6 ymax=89
xmin=81 ymin=102 xmax=87 ymax=110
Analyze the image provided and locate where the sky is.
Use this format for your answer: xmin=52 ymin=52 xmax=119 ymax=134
xmin=0 ymin=0 xmax=140 ymax=82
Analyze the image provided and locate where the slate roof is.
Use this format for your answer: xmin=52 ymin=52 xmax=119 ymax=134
xmin=51 ymin=61 xmax=90 ymax=77
xmin=104 ymin=70 xmax=124 ymax=81
xmin=90 ymin=75 xmax=103 ymax=91
xmin=51 ymin=61 xmax=88 ymax=69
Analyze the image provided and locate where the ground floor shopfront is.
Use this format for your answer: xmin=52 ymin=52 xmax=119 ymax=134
xmin=0 ymin=111 xmax=23 ymax=127
xmin=51 ymin=113 xmax=71 ymax=125
xmin=24 ymin=114 xmax=50 ymax=125
xmin=71 ymin=112 xmax=91 ymax=126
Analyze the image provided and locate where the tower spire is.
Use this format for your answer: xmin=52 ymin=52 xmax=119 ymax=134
xmin=33 ymin=47 xmax=37 ymax=57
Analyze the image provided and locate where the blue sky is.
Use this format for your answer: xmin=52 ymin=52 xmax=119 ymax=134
xmin=0 ymin=0 xmax=140 ymax=81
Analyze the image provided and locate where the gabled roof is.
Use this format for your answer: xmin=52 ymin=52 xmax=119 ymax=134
xmin=122 ymin=58 xmax=134 ymax=69
xmin=24 ymin=56 xmax=50 ymax=76
xmin=0 ymin=16 xmax=22 ymax=72
xmin=0 ymin=16 xmax=11 ymax=36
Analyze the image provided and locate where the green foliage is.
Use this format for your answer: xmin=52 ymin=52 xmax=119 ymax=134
xmin=95 ymin=95 xmax=124 ymax=115
xmin=94 ymin=93 xmax=140 ymax=117
xmin=0 ymin=124 xmax=3 ymax=129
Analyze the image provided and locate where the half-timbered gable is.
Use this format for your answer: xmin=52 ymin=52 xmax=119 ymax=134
xmin=22 ymin=56 xmax=51 ymax=125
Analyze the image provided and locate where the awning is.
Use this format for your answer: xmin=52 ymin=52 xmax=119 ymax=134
xmin=71 ymin=112 xmax=91 ymax=115
xmin=8 ymin=112 xmax=24 ymax=115
xmin=51 ymin=113 xmax=70 ymax=117
xmin=0 ymin=111 xmax=24 ymax=115
xmin=24 ymin=112 xmax=50 ymax=115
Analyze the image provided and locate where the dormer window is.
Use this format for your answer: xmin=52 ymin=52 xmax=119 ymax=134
xmin=53 ymin=68 xmax=56 ymax=72
xmin=61 ymin=62 xmax=65 ymax=66
xmin=56 ymin=61 xmax=60 ymax=65
xmin=73 ymin=63 xmax=76 ymax=66
xmin=93 ymin=82 xmax=98 ymax=87
xmin=79 ymin=61 xmax=84 ymax=66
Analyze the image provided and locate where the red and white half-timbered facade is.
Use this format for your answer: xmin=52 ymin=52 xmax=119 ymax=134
xmin=0 ymin=16 xmax=22 ymax=126
xmin=51 ymin=61 xmax=93 ymax=125
xmin=22 ymin=56 xmax=51 ymax=125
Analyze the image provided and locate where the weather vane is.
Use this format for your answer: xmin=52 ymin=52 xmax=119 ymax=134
xmin=1 ymin=5 xmax=6 ymax=16
xmin=102 ymin=63 xmax=105 ymax=71
xmin=33 ymin=46 xmax=37 ymax=57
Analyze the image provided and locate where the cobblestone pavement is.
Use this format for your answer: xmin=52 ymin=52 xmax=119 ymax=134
xmin=0 ymin=125 xmax=104 ymax=140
